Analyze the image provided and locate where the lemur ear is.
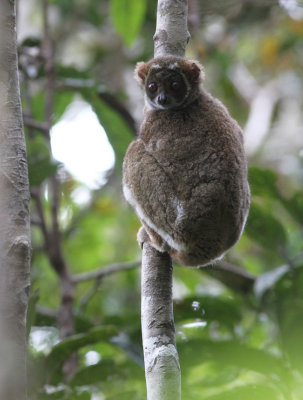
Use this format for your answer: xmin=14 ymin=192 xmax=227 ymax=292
xmin=184 ymin=60 xmax=205 ymax=82
xmin=134 ymin=62 xmax=150 ymax=86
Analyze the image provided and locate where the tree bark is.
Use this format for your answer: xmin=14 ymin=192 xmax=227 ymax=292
xmin=141 ymin=245 xmax=181 ymax=400
xmin=154 ymin=0 xmax=190 ymax=58
xmin=0 ymin=1 xmax=31 ymax=399
xmin=141 ymin=1 xmax=190 ymax=399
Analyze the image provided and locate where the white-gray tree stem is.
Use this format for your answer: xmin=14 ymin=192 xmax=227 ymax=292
xmin=154 ymin=0 xmax=190 ymax=58
xmin=141 ymin=245 xmax=181 ymax=400
xmin=0 ymin=1 xmax=31 ymax=399
xmin=141 ymin=3 xmax=189 ymax=399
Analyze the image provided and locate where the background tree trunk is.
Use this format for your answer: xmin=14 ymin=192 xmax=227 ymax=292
xmin=141 ymin=1 xmax=190 ymax=399
xmin=0 ymin=1 xmax=31 ymax=399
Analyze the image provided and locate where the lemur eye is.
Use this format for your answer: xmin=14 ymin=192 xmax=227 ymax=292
xmin=171 ymin=81 xmax=181 ymax=90
xmin=148 ymin=82 xmax=158 ymax=93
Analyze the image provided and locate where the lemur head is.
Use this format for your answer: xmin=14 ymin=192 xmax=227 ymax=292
xmin=135 ymin=56 xmax=205 ymax=110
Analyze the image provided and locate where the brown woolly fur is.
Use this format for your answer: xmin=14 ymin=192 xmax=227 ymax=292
xmin=134 ymin=61 xmax=150 ymax=86
xmin=135 ymin=56 xmax=205 ymax=86
xmin=124 ymin=56 xmax=250 ymax=267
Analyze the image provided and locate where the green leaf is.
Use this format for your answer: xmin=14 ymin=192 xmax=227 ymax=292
xmin=111 ymin=334 xmax=144 ymax=366
xmin=49 ymin=0 xmax=74 ymax=16
xmin=71 ymin=358 xmax=143 ymax=387
xmin=174 ymin=296 xmax=241 ymax=329
xmin=31 ymin=90 xmax=73 ymax=124
xmin=70 ymin=359 xmax=120 ymax=386
xmin=85 ymin=94 xmax=134 ymax=169
xmin=45 ymin=326 xmax=117 ymax=375
xmin=178 ymin=339 xmax=291 ymax=381
xmin=107 ymin=393 xmax=145 ymax=400
xmin=282 ymin=317 xmax=303 ymax=374
xmin=280 ymin=191 xmax=303 ymax=225
xmin=202 ymin=384 xmax=282 ymax=400
xmin=27 ymin=134 xmax=59 ymax=186
xmin=248 ymin=166 xmax=279 ymax=198
xmin=254 ymin=264 xmax=290 ymax=300
xmin=34 ymin=308 xmax=94 ymax=334
xmin=21 ymin=36 xmax=41 ymax=47
xmin=37 ymin=387 xmax=92 ymax=400
xmin=55 ymin=64 xmax=90 ymax=80
xmin=37 ymin=387 xmax=66 ymax=399
xmin=248 ymin=167 xmax=303 ymax=226
xmin=110 ymin=0 xmax=147 ymax=46
xmin=31 ymin=91 xmax=47 ymax=123
xmin=28 ymin=159 xmax=58 ymax=187
xmin=185 ymin=363 xmax=239 ymax=390
xmin=53 ymin=91 xmax=75 ymax=124
xmin=245 ymin=202 xmax=287 ymax=250
xmin=27 ymin=290 xmax=39 ymax=338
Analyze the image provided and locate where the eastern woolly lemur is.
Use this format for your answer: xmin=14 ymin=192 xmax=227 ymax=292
xmin=123 ymin=56 xmax=250 ymax=267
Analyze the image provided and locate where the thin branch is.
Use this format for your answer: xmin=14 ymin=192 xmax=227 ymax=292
xmin=56 ymin=78 xmax=137 ymax=135
xmin=78 ymin=278 xmax=102 ymax=312
xmin=36 ymin=305 xmax=58 ymax=320
xmin=98 ymin=91 xmax=137 ymax=135
xmin=42 ymin=0 xmax=55 ymax=127
xmin=41 ymin=0 xmax=76 ymax=381
xmin=72 ymin=257 xmax=254 ymax=293
xmin=41 ymin=0 xmax=67 ymax=275
xmin=72 ymin=260 xmax=141 ymax=284
xmin=23 ymin=115 xmax=49 ymax=136
xmin=205 ymin=261 xmax=255 ymax=294
xmin=30 ymin=187 xmax=51 ymax=250
xmin=63 ymin=190 xmax=102 ymax=239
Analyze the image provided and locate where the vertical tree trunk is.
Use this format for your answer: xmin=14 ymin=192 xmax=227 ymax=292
xmin=154 ymin=0 xmax=190 ymax=57
xmin=0 ymin=1 xmax=31 ymax=399
xmin=141 ymin=246 xmax=181 ymax=400
xmin=141 ymin=1 xmax=190 ymax=399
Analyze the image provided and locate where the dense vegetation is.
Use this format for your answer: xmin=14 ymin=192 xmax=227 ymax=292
xmin=19 ymin=0 xmax=303 ymax=398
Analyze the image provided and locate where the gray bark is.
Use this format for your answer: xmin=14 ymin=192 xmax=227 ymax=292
xmin=154 ymin=0 xmax=190 ymax=58
xmin=141 ymin=246 xmax=181 ymax=400
xmin=0 ymin=1 xmax=31 ymax=399
xmin=141 ymin=1 xmax=190 ymax=399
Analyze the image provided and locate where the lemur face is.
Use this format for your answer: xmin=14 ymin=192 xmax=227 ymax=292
xmin=145 ymin=67 xmax=189 ymax=110
xmin=135 ymin=56 xmax=204 ymax=111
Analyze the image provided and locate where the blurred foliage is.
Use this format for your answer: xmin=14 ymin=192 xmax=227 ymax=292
xmin=19 ymin=0 xmax=303 ymax=399
xmin=109 ymin=0 xmax=147 ymax=46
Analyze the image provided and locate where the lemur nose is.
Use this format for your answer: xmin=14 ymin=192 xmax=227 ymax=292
xmin=158 ymin=93 xmax=168 ymax=105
